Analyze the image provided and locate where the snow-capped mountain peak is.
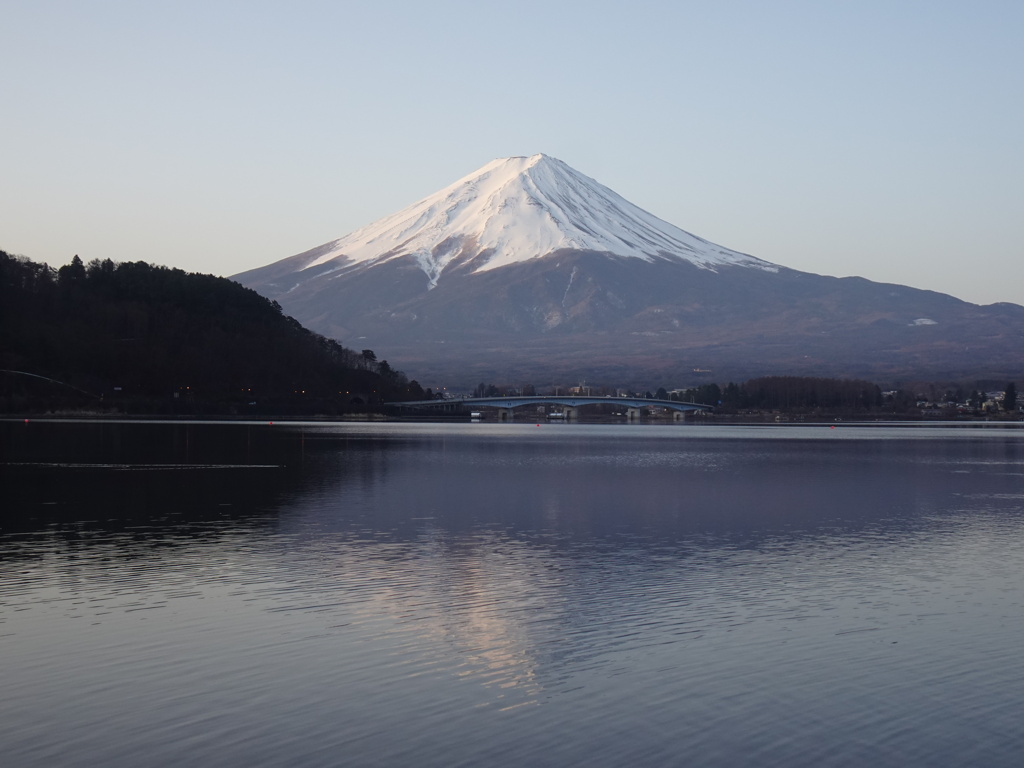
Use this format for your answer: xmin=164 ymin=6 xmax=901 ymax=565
xmin=232 ymin=155 xmax=1024 ymax=388
xmin=297 ymin=154 xmax=776 ymax=288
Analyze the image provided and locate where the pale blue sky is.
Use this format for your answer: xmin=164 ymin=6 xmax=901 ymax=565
xmin=3 ymin=0 xmax=1022 ymax=305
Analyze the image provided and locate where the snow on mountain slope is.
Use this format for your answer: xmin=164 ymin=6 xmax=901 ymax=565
xmin=297 ymin=154 xmax=777 ymax=288
xmin=231 ymin=153 xmax=1024 ymax=386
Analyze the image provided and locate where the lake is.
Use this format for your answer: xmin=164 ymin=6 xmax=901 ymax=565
xmin=2 ymin=419 xmax=1024 ymax=767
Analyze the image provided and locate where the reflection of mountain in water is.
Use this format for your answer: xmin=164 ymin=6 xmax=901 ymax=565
xmin=5 ymin=422 xmax=1024 ymax=766
xmin=278 ymin=427 xmax=1024 ymax=545
xmin=262 ymin=425 xmax=1024 ymax=702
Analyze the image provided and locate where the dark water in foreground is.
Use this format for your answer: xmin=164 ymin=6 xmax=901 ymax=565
xmin=2 ymin=419 xmax=1024 ymax=767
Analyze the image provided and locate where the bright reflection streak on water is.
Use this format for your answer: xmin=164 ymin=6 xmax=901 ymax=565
xmin=2 ymin=421 xmax=1024 ymax=767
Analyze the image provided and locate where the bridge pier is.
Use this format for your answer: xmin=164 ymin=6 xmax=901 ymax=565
xmin=674 ymin=410 xmax=685 ymax=422
xmin=564 ymin=407 xmax=577 ymax=421
xmin=627 ymin=407 xmax=641 ymax=422
xmin=498 ymin=408 xmax=513 ymax=422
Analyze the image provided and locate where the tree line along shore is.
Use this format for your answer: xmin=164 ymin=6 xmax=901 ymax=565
xmin=2 ymin=251 xmax=1019 ymax=420
xmin=1 ymin=251 xmax=424 ymax=416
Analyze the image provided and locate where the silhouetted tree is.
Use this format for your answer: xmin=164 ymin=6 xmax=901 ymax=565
xmin=0 ymin=251 xmax=422 ymax=414
xmin=721 ymin=382 xmax=742 ymax=411
xmin=57 ymin=254 xmax=86 ymax=284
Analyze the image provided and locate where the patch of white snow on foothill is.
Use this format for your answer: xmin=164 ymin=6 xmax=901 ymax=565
xmin=911 ymin=318 xmax=938 ymax=326
xmin=298 ymin=154 xmax=778 ymax=283
xmin=561 ymin=265 xmax=578 ymax=307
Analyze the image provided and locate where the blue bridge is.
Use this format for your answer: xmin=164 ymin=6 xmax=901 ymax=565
xmin=387 ymin=395 xmax=714 ymax=421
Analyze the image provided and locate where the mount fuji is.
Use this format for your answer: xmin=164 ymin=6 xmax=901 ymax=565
xmin=234 ymin=154 xmax=1024 ymax=387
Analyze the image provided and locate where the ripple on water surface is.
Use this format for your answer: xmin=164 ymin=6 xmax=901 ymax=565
xmin=2 ymin=421 xmax=1024 ymax=766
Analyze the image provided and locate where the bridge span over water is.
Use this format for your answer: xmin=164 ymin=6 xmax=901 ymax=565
xmin=388 ymin=395 xmax=714 ymax=421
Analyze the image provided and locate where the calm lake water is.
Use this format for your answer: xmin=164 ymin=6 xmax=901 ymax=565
xmin=2 ymin=419 xmax=1024 ymax=767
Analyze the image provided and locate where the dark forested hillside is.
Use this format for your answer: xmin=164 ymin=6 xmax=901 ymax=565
xmin=0 ymin=251 xmax=424 ymax=414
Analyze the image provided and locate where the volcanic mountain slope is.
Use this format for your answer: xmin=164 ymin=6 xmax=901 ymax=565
xmin=234 ymin=154 xmax=1024 ymax=387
